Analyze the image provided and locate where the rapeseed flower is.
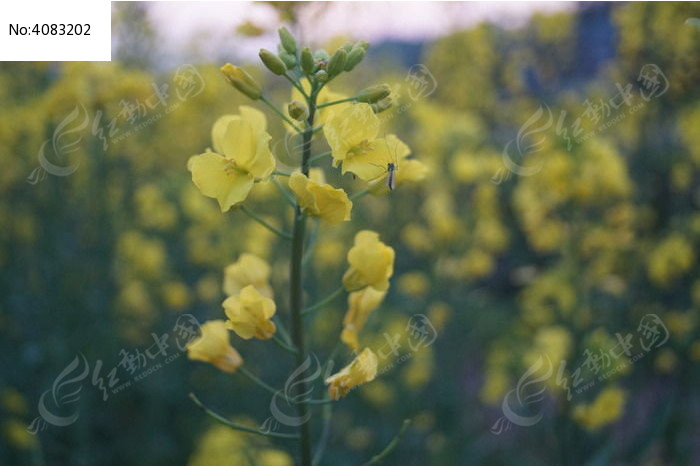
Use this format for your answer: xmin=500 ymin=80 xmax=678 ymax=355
xmin=288 ymin=170 xmax=352 ymax=224
xmin=223 ymin=285 xmax=277 ymax=340
xmin=187 ymin=320 xmax=243 ymax=373
xmin=223 ymin=253 xmax=273 ymax=298
xmin=343 ymin=230 xmax=395 ymax=292
xmin=188 ymin=107 xmax=275 ymax=212
xmin=325 ymin=348 xmax=378 ymax=400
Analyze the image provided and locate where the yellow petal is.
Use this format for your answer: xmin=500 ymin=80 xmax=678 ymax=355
xmin=289 ymin=171 xmax=352 ymax=224
xmin=341 ymin=138 xmax=394 ymax=181
xmin=221 ymin=119 xmax=257 ymax=166
xmin=324 ymin=104 xmax=380 ymax=161
xmin=340 ymin=287 xmax=386 ymax=350
xmin=248 ymin=132 xmax=276 ymax=179
xmin=307 ymin=183 xmax=352 ymax=224
xmin=187 ymin=320 xmax=243 ymax=373
xmin=238 ymin=105 xmax=267 ymax=134
xmin=343 ymin=230 xmax=395 ymax=291
xmin=385 ymin=133 xmax=411 ymax=160
xmin=397 ymin=159 xmax=428 ymax=184
xmin=223 ymin=253 xmax=273 ymax=298
xmin=223 ymin=285 xmax=277 ymax=340
xmin=288 ymin=171 xmax=317 ymax=212
xmin=211 ymin=115 xmax=239 ymax=154
xmin=325 ymin=348 xmax=378 ymax=400
xmin=188 ymin=152 xmax=255 ymax=212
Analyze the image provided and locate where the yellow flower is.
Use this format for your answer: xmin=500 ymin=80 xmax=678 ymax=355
xmin=647 ymin=234 xmax=695 ymax=287
xmin=224 ymin=253 xmax=273 ymax=298
xmin=367 ymin=135 xmax=427 ymax=193
xmin=223 ymin=285 xmax=277 ymax=340
xmin=325 ymin=348 xmax=378 ymax=400
xmin=397 ymin=271 xmax=430 ymax=298
xmin=187 ymin=320 xmax=243 ymax=373
xmin=288 ymin=170 xmax=352 ymax=224
xmin=3 ymin=418 xmax=36 ymax=450
xmin=323 ymin=103 xmax=395 ymax=180
xmin=340 ymin=287 xmax=387 ymax=350
xmin=343 ymin=230 xmax=395 ymax=292
xmin=572 ymin=387 xmax=626 ymax=430
xmin=188 ymin=106 xmax=275 ymax=212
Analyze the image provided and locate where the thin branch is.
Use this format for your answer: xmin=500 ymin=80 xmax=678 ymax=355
xmin=284 ymin=73 xmax=309 ymax=99
xmin=240 ymin=205 xmax=293 ymax=240
xmin=350 ymin=188 xmax=370 ymax=201
xmin=239 ymin=366 xmax=281 ymax=396
xmin=317 ymin=97 xmax=358 ymax=109
xmin=312 ymin=401 xmax=333 ymax=466
xmin=260 ymin=95 xmax=302 ymax=133
xmin=309 ymin=151 xmax=332 ymax=164
xmin=302 ymin=285 xmax=345 ymax=315
xmin=271 ymin=333 xmax=300 ymax=355
xmin=189 ymin=393 xmax=299 ymax=440
xmin=271 ymin=176 xmax=296 ymax=207
xmin=361 ymin=419 xmax=412 ymax=465
xmin=272 ymin=315 xmax=293 ymax=346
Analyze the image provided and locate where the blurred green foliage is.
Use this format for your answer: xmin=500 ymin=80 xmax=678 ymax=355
xmin=1 ymin=2 xmax=699 ymax=465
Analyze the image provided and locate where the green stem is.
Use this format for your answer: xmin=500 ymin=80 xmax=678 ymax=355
xmin=302 ymin=285 xmax=345 ymax=315
xmin=317 ymin=97 xmax=358 ymax=108
xmin=272 ymin=315 xmax=293 ymax=346
xmin=312 ymin=401 xmax=333 ymax=466
xmin=271 ymin=176 xmax=296 ymax=207
xmin=312 ymin=342 xmax=343 ymax=466
xmin=260 ymin=95 xmax=302 ymax=133
xmin=272 ymin=170 xmax=292 ymax=177
xmin=361 ymin=419 xmax=412 ymax=465
xmin=239 ymin=368 xmax=334 ymax=405
xmin=189 ymin=393 xmax=299 ymax=440
xmin=272 ymin=333 xmax=299 ymax=355
xmin=284 ymin=73 xmax=308 ymax=99
xmin=350 ymin=188 xmax=370 ymax=201
xmin=302 ymin=219 xmax=320 ymax=267
xmin=239 ymin=366 xmax=280 ymax=396
xmin=240 ymin=205 xmax=293 ymax=240
xmin=309 ymin=151 xmax=332 ymax=163
xmin=288 ymin=86 xmax=318 ymax=466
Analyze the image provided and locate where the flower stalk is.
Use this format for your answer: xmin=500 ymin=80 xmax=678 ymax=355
xmin=288 ymin=86 xmax=318 ymax=466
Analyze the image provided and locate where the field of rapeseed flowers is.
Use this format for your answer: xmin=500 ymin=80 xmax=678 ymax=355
xmin=1 ymin=2 xmax=698 ymax=465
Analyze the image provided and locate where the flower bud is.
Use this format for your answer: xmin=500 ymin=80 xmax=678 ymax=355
xmin=357 ymin=40 xmax=370 ymax=51
xmin=288 ymin=100 xmax=309 ymax=121
xmin=371 ymin=96 xmax=393 ymax=113
xmin=259 ymin=49 xmax=287 ymax=75
xmin=341 ymin=42 xmax=354 ymax=53
xmin=327 ymin=49 xmax=347 ymax=77
xmin=356 ymin=84 xmax=391 ymax=104
xmin=278 ymin=27 xmax=297 ymax=54
xmin=220 ymin=63 xmax=261 ymax=100
xmin=314 ymin=49 xmax=330 ymax=61
xmin=301 ymin=47 xmax=315 ymax=74
xmin=344 ymin=46 xmax=366 ymax=71
xmin=315 ymin=70 xmax=329 ymax=82
xmin=279 ymin=51 xmax=297 ymax=69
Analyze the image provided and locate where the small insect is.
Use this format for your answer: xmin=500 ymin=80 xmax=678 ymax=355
xmin=386 ymin=162 xmax=397 ymax=191
xmin=368 ymin=135 xmax=401 ymax=191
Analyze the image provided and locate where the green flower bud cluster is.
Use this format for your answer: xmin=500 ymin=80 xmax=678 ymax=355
xmin=255 ymin=27 xmax=370 ymax=88
xmin=221 ymin=26 xmax=392 ymax=116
